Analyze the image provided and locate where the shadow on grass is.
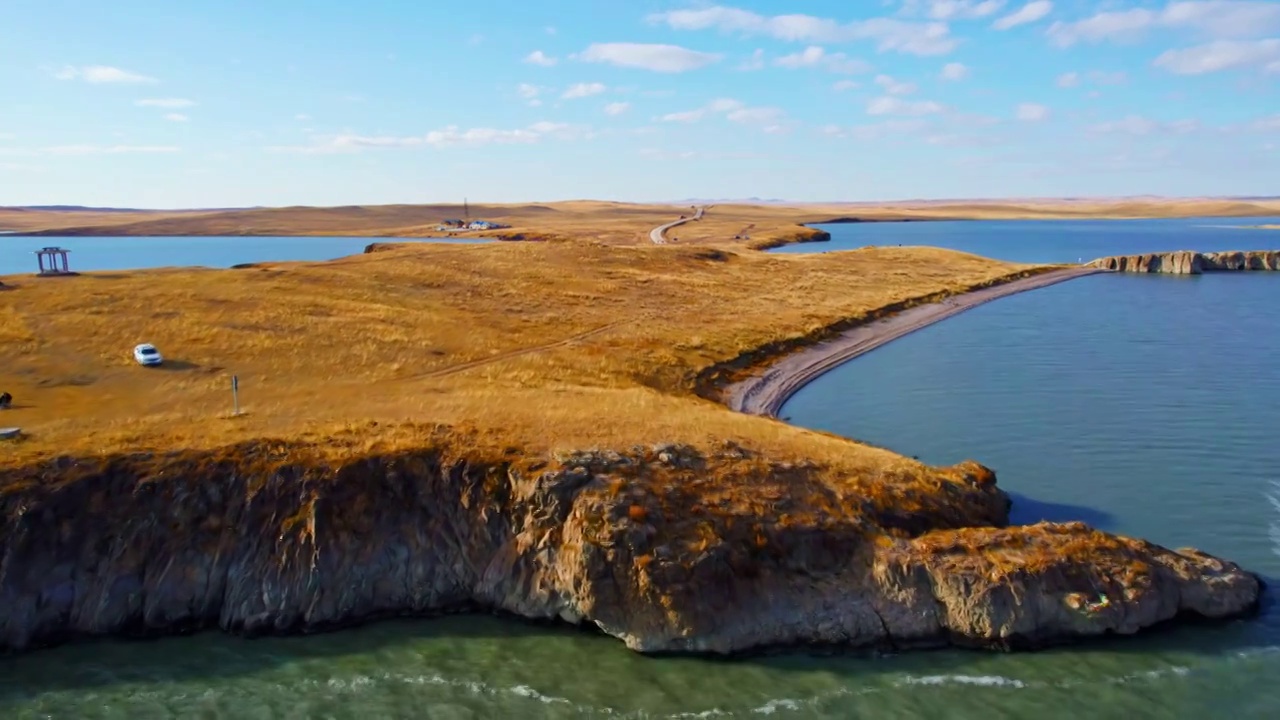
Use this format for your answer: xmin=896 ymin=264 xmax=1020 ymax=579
xmin=149 ymin=359 xmax=201 ymax=371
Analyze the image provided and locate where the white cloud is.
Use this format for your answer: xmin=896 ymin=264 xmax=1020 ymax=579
xmin=576 ymin=42 xmax=722 ymax=72
xmin=273 ymin=122 xmax=589 ymax=154
xmin=562 ymin=82 xmax=607 ymax=99
xmin=738 ymin=48 xmax=766 ymax=70
xmin=516 ymin=83 xmax=545 ymax=107
xmin=647 ymin=6 xmax=959 ymax=56
xmin=773 ymin=45 xmax=872 ymax=73
xmin=1153 ymin=38 xmax=1280 ymax=74
xmin=993 ymin=1 xmax=1053 ymax=30
xmin=940 ymin=61 xmax=970 ymax=80
xmin=524 ymin=50 xmax=558 ymax=67
xmin=659 ymin=97 xmax=783 ymax=130
xmin=874 ymin=74 xmax=918 ymax=95
xmin=135 ymin=98 xmax=194 ymax=108
xmin=866 ymin=96 xmax=944 ymax=115
xmin=707 ymin=98 xmax=745 ymax=112
xmin=296 ymin=113 xmax=311 ymax=121
xmin=604 ymin=101 xmax=631 ymax=116
xmin=44 ymin=145 xmax=178 ymax=155
xmin=1015 ymin=102 xmax=1050 ymax=121
xmin=832 ymin=79 xmax=862 ymax=91
xmin=164 ymin=113 xmax=189 ymax=122
xmin=826 ymin=118 xmax=931 ymax=140
xmin=1087 ymin=115 xmax=1201 ymax=135
xmin=1056 ymin=71 xmax=1080 ymax=87
xmin=54 ymin=65 xmax=158 ymax=84
xmin=916 ymin=1 xmax=1007 ymax=21
xmin=661 ymin=109 xmax=707 ymax=123
xmin=1047 ymin=1 xmax=1280 ymax=47
xmin=726 ymin=106 xmax=785 ymax=125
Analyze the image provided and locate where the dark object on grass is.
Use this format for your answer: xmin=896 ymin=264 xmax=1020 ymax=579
xmin=0 ymin=392 xmax=11 ymax=409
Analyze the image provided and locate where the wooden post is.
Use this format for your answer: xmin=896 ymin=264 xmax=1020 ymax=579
xmin=232 ymin=375 xmax=240 ymax=415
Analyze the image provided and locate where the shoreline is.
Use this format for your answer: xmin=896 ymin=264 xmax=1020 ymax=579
xmin=724 ymin=267 xmax=1105 ymax=417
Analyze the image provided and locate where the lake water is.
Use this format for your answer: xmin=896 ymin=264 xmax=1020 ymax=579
xmin=3 ymin=219 xmax=1280 ymax=718
xmin=0 ymin=235 xmax=489 ymax=277
xmin=772 ymin=216 xmax=1280 ymax=264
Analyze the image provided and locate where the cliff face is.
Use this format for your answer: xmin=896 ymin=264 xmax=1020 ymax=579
xmin=0 ymin=441 xmax=1260 ymax=654
xmin=1088 ymin=250 xmax=1280 ymax=274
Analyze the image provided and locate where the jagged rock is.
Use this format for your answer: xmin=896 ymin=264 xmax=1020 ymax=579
xmin=0 ymin=443 xmax=1262 ymax=655
xmin=1087 ymin=250 xmax=1280 ymax=274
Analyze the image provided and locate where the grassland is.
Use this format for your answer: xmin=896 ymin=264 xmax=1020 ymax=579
xmin=5 ymin=197 xmax=1280 ymax=249
xmin=2 ymin=215 xmax=1264 ymax=654
xmin=0 ymin=240 xmax=1042 ymax=471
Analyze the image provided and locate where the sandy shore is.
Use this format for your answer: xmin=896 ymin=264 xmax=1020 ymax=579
xmin=724 ymin=267 xmax=1106 ymax=417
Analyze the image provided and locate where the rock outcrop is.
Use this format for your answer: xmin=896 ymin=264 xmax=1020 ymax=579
xmin=1087 ymin=250 xmax=1280 ymax=274
xmin=0 ymin=440 xmax=1261 ymax=655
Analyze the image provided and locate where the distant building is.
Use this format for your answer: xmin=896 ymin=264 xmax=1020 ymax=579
xmin=467 ymin=220 xmax=506 ymax=230
xmin=440 ymin=218 xmax=465 ymax=227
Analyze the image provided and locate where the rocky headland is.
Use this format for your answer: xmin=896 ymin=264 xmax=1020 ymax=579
xmin=0 ymin=242 xmax=1264 ymax=657
xmin=0 ymin=439 xmax=1261 ymax=655
xmin=1088 ymin=250 xmax=1280 ymax=274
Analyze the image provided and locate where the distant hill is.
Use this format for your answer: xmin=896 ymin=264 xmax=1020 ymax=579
xmin=2 ymin=205 xmax=260 ymax=212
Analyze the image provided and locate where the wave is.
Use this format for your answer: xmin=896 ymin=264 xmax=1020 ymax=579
xmin=130 ymin=645 xmax=1274 ymax=719
xmin=1268 ymin=481 xmax=1280 ymax=559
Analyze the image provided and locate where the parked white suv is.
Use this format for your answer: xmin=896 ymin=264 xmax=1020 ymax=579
xmin=133 ymin=343 xmax=163 ymax=366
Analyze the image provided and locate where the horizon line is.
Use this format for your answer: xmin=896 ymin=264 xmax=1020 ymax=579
xmin=4 ymin=194 xmax=1280 ymax=213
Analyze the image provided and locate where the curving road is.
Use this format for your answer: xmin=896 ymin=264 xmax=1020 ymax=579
xmin=723 ymin=267 xmax=1104 ymax=417
xmin=649 ymin=205 xmax=705 ymax=244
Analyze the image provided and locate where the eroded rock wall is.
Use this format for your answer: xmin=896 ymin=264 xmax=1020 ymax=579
xmin=0 ymin=441 xmax=1262 ymax=655
xmin=1088 ymin=250 xmax=1280 ymax=274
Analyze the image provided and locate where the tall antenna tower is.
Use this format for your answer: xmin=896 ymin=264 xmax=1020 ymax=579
xmin=463 ymin=197 xmax=470 ymax=221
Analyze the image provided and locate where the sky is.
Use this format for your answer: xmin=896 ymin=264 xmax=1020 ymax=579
xmin=1 ymin=0 xmax=1278 ymax=207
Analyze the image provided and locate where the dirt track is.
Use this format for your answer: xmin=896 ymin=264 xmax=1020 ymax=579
xmin=724 ymin=267 xmax=1106 ymax=417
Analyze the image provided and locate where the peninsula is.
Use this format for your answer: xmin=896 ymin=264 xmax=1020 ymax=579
xmin=0 ymin=228 xmax=1262 ymax=655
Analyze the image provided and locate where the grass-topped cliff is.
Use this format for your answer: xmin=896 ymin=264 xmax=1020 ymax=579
xmin=0 ymin=240 xmax=1262 ymax=653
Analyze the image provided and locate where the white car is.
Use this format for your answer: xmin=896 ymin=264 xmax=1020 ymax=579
xmin=133 ymin=343 xmax=163 ymax=366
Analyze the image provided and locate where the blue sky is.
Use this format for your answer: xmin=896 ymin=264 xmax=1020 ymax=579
xmin=1 ymin=0 xmax=1278 ymax=207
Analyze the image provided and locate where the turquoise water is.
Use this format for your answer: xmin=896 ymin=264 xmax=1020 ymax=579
xmin=0 ymin=235 xmax=489 ymax=276
xmin=3 ymin=219 xmax=1279 ymax=718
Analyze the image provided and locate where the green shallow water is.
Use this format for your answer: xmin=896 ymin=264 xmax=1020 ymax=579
xmin=2 ymin=616 xmax=1277 ymax=719
xmin=3 ymin=219 xmax=1279 ymax=718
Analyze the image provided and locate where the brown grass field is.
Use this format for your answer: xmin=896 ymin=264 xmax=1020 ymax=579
xmin=5 ymin=197 xmax=1280 ymax=248
xmin=0 ymin=239 xmax=1043 ymax=471
xmin=1 ymin=209 xmax=1263 ymax=613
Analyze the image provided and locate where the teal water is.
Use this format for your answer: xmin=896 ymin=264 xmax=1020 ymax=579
xmin=0 ymin=235 xmax=489 ymax=276
xmin=3 ymin=219 xmax=1279 ymax=718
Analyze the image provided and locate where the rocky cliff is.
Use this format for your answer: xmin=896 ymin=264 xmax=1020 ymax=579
xmin=1087 ymin=250 xmax=1280 ymax=274
xmin=0 ymin=439 xmax=1260 ymax=655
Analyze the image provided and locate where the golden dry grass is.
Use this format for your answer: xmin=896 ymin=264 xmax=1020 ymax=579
xmin=8 ymin=197 xmax=1280 ymax=249
xmin=0 ymin=240 xmax=1037 ymax=470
